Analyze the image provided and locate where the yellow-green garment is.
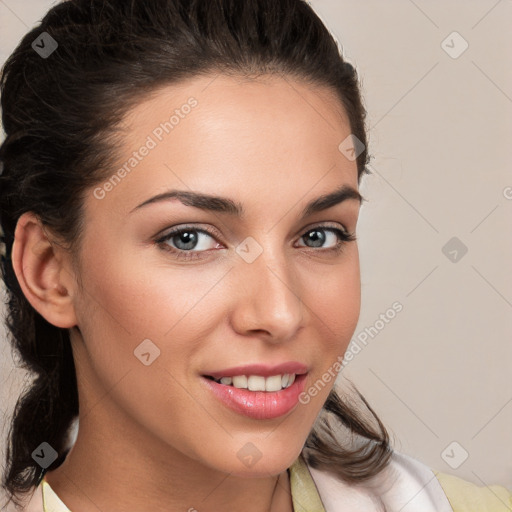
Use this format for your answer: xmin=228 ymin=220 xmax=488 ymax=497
xmin=435 ymin=470 xmax=512 ymax=512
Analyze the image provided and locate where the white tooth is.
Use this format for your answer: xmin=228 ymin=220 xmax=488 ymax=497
xmin=247 ymin=375 xmax=266 ymax=391
xmin=265 ymin=375 xmax=283 ymax=392
xmin=232 ymin=375 xmax=248 ymax=389
xmin=281 ymin=374 xmax=289 ymax=388
xmin=220 ymin=377 xmax=232 ymax=385
xmin=287 ymin=374 xmax=296 ymax=387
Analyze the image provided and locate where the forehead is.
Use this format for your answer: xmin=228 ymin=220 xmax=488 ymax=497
xmin=93 ymin=73 xmax=358 ymax=216
xmin=124 ymin=73 xmax=349 ymax=129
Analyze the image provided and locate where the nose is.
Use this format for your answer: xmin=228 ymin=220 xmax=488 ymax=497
xmin=229 ymin=247 xmax=305 ymax=342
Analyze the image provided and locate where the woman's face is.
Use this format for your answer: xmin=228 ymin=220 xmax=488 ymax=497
xmin=70 ymin=73 xmax=362 ymax=477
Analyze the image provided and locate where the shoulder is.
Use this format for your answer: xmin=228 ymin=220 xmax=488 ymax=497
xmin=307 ymin=450 xmax=453 ymax=511
xmin=306 ymin=450 xmax=511 ymax=512
xmin=434 ymin=469 xmax=512 ymax=512
xmin=5 ymin=479 xmax=69 ymax=512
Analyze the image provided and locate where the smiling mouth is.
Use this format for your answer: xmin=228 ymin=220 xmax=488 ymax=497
xmin=203 ymin=373 xmax=297 ymax=392
xmin=201 ymin=372 xmax=308 ymax=420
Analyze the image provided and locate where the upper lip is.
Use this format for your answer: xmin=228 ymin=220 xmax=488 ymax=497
xmin=203 ymin=362 xmax=309 ymax=380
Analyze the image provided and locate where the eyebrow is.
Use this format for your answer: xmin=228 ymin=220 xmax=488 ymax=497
xmin=130 ymin=184 xmax=364 ymax=219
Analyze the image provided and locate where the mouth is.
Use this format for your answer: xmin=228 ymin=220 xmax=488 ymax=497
xmin=200 ymin=372 xmax=308 ymax=420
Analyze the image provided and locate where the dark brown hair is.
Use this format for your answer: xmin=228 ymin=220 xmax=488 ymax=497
xmin=0 ymin=0 xmax=391 ymax=508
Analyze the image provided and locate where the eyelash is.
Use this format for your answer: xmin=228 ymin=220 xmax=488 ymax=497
xmin=154 ymin=224 xmax=356 ymax=262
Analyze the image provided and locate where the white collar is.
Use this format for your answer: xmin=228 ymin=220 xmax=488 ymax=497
xmin=308 ymin=450 xmax=453 ymax=511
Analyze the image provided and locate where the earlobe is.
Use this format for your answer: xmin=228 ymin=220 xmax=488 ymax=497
xmin=11 ymin=212 xmax=78 ymax=329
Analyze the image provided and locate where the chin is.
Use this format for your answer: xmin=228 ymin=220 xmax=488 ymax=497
xmin=222 ymin=441 xmax=303 ymax=478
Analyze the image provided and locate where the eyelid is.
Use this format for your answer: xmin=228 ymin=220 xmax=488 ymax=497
xmin=154 ymin=222 xmax=352 ymax=245
xmin=154 ymin=223 xmax=221 ymax=242
xmin=298 ymin=221 xmax=351 ymax=237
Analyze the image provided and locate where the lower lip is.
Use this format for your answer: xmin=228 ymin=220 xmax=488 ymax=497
xmin=201 ymin=374 xmax=307 ymax=420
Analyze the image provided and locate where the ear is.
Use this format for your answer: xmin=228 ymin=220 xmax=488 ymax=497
xmin=11 ymin=212 xmax=78 ymax=329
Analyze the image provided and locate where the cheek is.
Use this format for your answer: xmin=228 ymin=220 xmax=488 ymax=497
xmin=78 ymin=241 xmax=224 ymax=340
xmin=301 ymin=247 xmax=361 ymax=349
xmin=73 ymin=241 xmax=233 ymax=398
xmin=72 ymin=247 xmax=235 ymax=451
xmin=297 ymin=249 xmax=361 ymax=407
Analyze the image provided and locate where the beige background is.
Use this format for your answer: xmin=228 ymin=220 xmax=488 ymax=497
xmin=1 ymin=0 xmax=511 ymax=494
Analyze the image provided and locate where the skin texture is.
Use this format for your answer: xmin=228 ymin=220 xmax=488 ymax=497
xmin=12 ymin=73 xmax=362 ymax=512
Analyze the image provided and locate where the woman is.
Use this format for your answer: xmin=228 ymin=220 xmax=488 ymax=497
xmin=0 ymin=0 xmax=510 ymax=510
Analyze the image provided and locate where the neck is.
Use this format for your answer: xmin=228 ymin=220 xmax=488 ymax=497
xmin=43 ymin=407 xmax=294 ymax=512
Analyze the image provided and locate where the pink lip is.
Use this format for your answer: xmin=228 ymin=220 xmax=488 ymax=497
xmin=203 ymin=361 xmax=308 ymax=380
xmin=201 ymin=373 xmax=308 ymax=420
